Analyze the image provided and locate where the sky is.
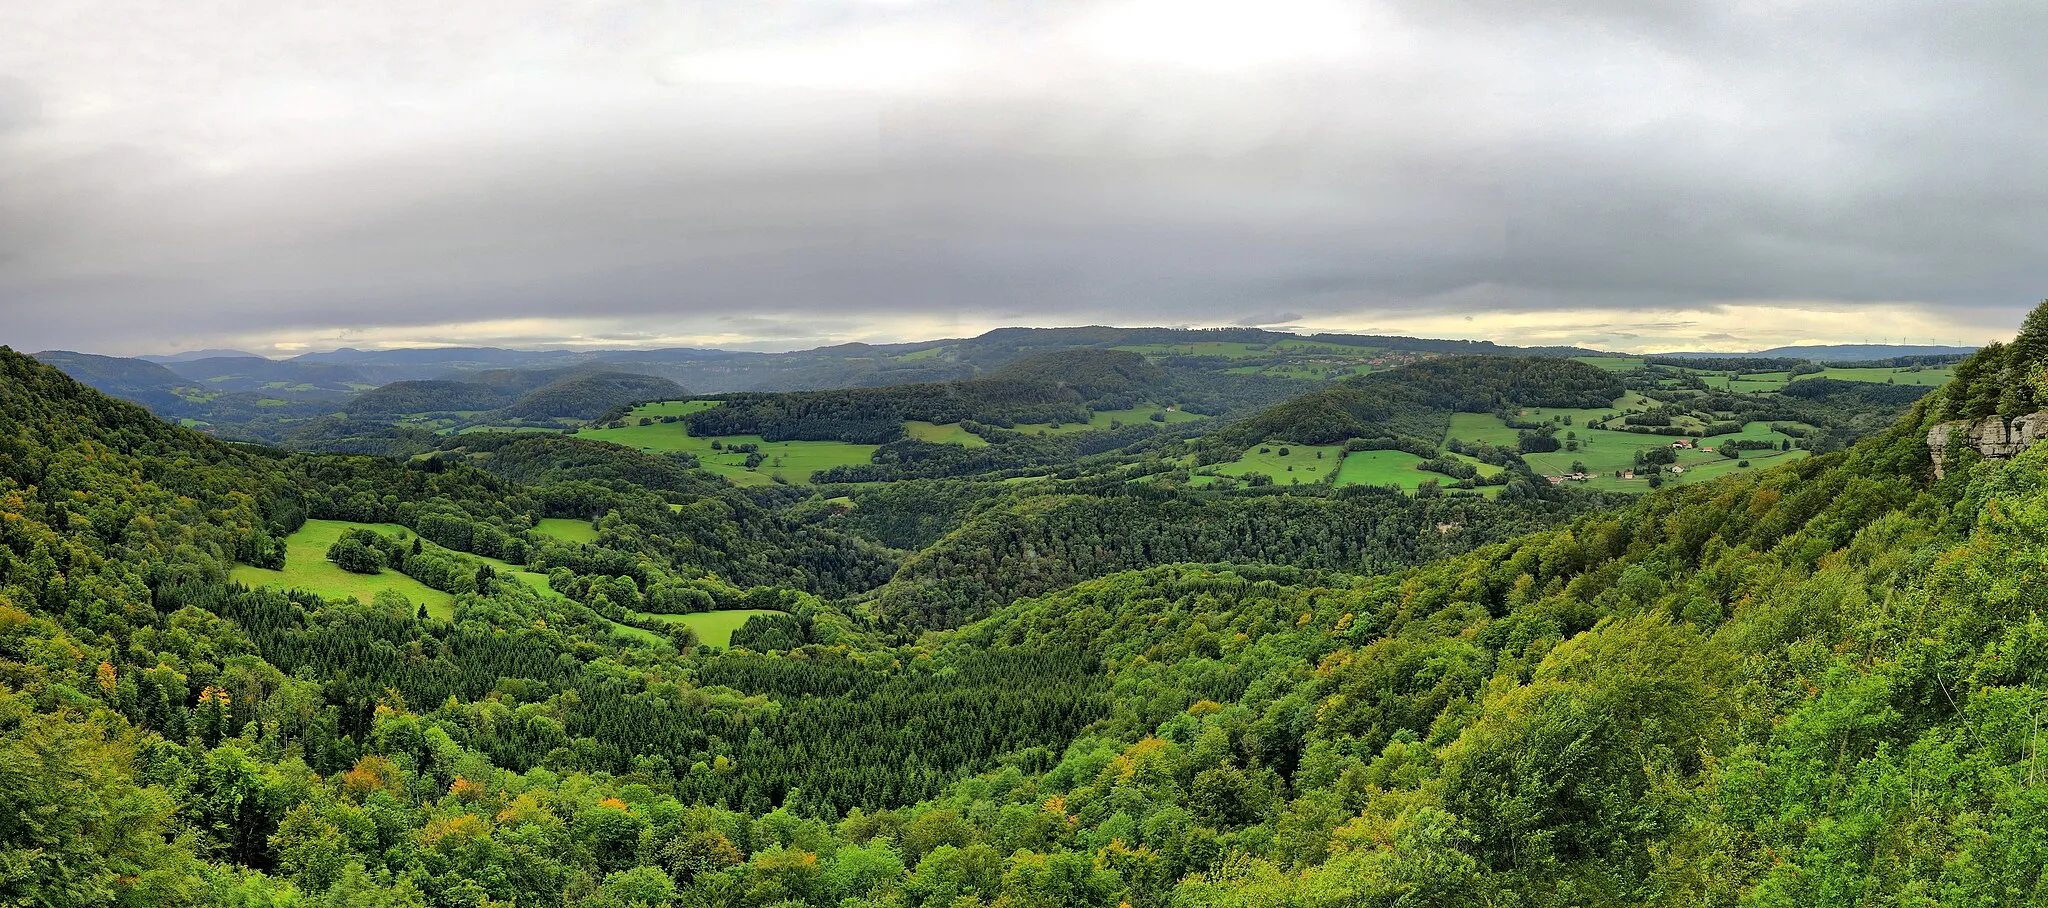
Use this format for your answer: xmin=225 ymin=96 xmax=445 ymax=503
xmin=4 ymin=0 xmax=2046 ymax=357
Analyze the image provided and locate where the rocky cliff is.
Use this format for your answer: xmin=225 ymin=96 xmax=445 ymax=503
xmin=1927 ymin=412 xmax=2048 ymax=477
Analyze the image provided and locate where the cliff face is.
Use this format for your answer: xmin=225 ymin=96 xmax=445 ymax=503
xmin=1927 ymin=412 xmax=2048 ymax=477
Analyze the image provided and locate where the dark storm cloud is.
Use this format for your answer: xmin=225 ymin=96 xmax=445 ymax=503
xmin=2 ymin=0 xmax=2044 ymax=354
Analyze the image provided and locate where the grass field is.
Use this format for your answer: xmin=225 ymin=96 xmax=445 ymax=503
xmin=1327 ymin=451 xmax=1505 ymax=496
xmin=229 ymin=519 xmax=551 ymax=619
xmin=1573 ymin=356 xmax=1647 ymax=372
xmin=593 ymin=401 xmax=1198 ymax=478
xmin=602 ymin=618 xmax=667 ymax=646
xmin=1113 ymin=340 xmax=1388 ymax=359
xmin=583 ymin=406 xmax=880 ymax=486
xmin=904 ymin=421 xmax=990 ymax=447
xmin=1795 ymin=366 xmax=1955 ymax=386
xmin=1660 ymin=365 xmax=1953 ymax=394
xmin=1448 ymin=412 xmax=1803 ymax=484
xmin=1011 ymin=404 xmax=1207 ymax=435
xmin=1331 ymin=450 xmax=1428 ymax=488
xmin=1509 ymin=393 xmax=1652 ymax=431
xmin=534 ymin=517 xmax=599 ymax=544
xmin=626 ymin=608 xmax=788 ymax=648
xmin=1207 ymin=442 xmax=1345 ymax=486
xmin=628 ymin=400 xmax=724 ymax=418
xmin=1222 ymin=363 xmax=1367 ymax=380
xmin=453 ymin=425 xmax=564 ymax=436
xmin=1113 ymin=342 xmax=1280 ymax=358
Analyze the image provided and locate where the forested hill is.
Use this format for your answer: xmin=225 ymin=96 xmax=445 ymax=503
xmin=8 ymin=299 xmax=2048 ymax=908
xmin=1214 ymin=355 xmax=1623 ymax=447
xmin=348 ymin=369 xmax=688 ymax=420
xmin=678 ymin=349 xmax=1179 ymax=444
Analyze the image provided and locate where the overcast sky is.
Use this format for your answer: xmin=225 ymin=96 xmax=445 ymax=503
xmin=4 ymin=0 xmax=2045 ymax=356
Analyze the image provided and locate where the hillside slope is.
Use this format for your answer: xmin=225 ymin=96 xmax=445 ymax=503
xmin=1213 ymin=355 xmax=1623 ymax=447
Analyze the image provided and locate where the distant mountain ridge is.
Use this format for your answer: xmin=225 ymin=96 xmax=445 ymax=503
xmin=136 ymin=348 xmax=265 ymax=362
xmin=124 ymin=326 xmax=1602 ymax=382
xmin=1652 ymin=343 xmax=1978 ymax=361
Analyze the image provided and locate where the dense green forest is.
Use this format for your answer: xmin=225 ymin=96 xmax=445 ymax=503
xmin=3 ymin=301 xmax=2045 ymax=907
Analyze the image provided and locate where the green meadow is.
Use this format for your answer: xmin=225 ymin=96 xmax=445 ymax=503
xmin=625 ymin=399 xmax=724 ymax=418
xmin=1112 ymin=339 xmax=1387 ymax=359
xmin=1223 ymin=363 xmax=1366 ymax=380
xmin=1330 ymin=450 xmax=1428 ymax=488
xmin=590 ymin=400 xmax=1205 ymax=481
xmin=1797 ymin=366 xmax=1955 ymax=386
xmin=626 ymin=608 xmax=788 ymax=648
xmin=1208 ymin=442 xmax=1345 ymax=486
xmin=600 ymin=618 xmax=667 ymax=646
xmin=583 ymin=404 xmax=880 ymax=486
xmin=1011 ymin=404 xmax=1206 ymax=435
xmin=1330 ymin=451 xmax=1504 ymax=496
xmin=231 ymin=517 xmax=785 ymax=647
xmin=905 ymin=421 xmax=990 ymax=447
xmin=1448 ymin=412 xmax=1804 ymax=483
xmin=1112 ymin=341 xmax=1282 ymax=358
xmin=1572 ymin=356 xmax=1647 ymax=372
xmin=534 ymin=517 xmax=600 ymax=544
xmin=230 ymin=519 xmax=545 ymax=619
xmin=1665 ymin=365 xmax=1953 ymax=394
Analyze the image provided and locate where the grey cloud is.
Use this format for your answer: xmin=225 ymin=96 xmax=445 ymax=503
xmin=2 ymin=0 xmax=2045 ymax=354
xmin=1234 ymin=312 xmax=1303 ymax=327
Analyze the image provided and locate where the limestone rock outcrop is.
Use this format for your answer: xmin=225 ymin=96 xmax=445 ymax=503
xmin=1927 ymin=412 xmax=2048 ymax=478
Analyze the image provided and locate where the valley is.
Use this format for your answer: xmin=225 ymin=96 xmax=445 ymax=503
xmin=14 ymin=7 xmax=2033 ymax=903
xmin=0 ymin=321 xmax=2013 ymax=907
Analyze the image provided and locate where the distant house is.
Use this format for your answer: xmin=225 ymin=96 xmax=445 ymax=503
xmin=1670 ymin=440 xmax=1693 ymax=449
xmin=1701 ymin=446 xmax=1714 ymax=453
xmin=1622 ymin=470 xmax=1635 ymax=480
xmin=1670 ymin=465 xmax=1685 ymax=474
xmin=1547 ymin=475 xmax=1564 ymax=485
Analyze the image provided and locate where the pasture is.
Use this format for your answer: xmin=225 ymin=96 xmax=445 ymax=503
xmin=629 ymin=399 xmax=724 ymax=418
xmin=1331 ymin=450 xmax=1428 ymax=488
xmin=583 ymin=405 xmax=880 ymax=485
xmin=1572 ymin=356 xmax=1647 ymax=372
xmin=1655 ymin=364 xmax=1953 ymax=394
xmin=1011 ymin=404 xmax=1207 ymax=435
xmin=1207 ymin=441 xmax=1345 ymax=486
xmin=1796 ymin=366 xmax=1954 ymax=386
xmin=1113 ymin=339 xmax=1387 ymax=359
xmin=1449 ymin=412 xmax=1803 ymax=483
xmin=626 ymin=608 xmax=789 ymax=648
xmin=1224 ymin=363 xmax=1367 ymax=380
xmin=230 ymin=519 xmax=542 ymax=619
xmin=534 ymin=517 xmax=599 ymax=544
xmin=905 ymin=421 xmax=990 ymax=447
